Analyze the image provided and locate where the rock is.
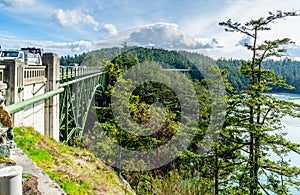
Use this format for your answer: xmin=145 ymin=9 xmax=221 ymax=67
xmin=7 ymin=140 xmax=16 ymax=149
xmin=0 ymin=144 xmax=10 ymax=157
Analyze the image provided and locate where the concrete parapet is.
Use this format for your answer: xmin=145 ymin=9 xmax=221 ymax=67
xmin=0 ymin=54 xmax=60 ymax=145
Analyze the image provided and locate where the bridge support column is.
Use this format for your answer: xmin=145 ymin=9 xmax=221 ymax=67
xmin=43 ymin=53 xmax=60 ymax=141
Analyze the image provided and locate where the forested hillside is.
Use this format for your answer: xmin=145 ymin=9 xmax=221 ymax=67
xmin=81 ymin=45 xmax=300 ymax=194
xmin=57 ymin=42 xmax=300 ymax=194
xmin=216 ymin=58 xmax=300 ymax=94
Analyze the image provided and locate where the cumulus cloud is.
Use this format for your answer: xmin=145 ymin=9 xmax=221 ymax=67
xmin=3 ymin=0 xmax=35 ymax=7
xmin=47 ymin=40 xmax=94 ymax=53
xmin=104 ymin=24 xmax=118 ymax=35
xmin=0 ymin=23 xmax=222 ymax=56
xmin=126 ymin=23 xmax=220 ymax=49
xmin=53 ymin=9 xmax=100 ymax=30
xmin=90 ymin=23 xmax=224 ymax=54
xmin=52 ymin=9 xmax=117 ymax=35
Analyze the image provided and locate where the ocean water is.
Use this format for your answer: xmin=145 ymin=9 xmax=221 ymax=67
xmin=270 ymin=93 xmax=300 ymax=194
xmin=271 ymin=94 xmax=300 ymax=159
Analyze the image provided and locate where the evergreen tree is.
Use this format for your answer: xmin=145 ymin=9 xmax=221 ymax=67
xmin=220 ymin=11 xmax=300 ymax=194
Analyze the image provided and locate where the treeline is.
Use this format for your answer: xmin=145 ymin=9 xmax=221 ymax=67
xmin=216 ymin=58 xmax=300 ymax=94
xmin=263 ymin=59 xmax=300 ymax=94
xmin=60 ymin=53 xmax=88 ymax=66
xmin=63 ymin=47 xmax=300 ymax=94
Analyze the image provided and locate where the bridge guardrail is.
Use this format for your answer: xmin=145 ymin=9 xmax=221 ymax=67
xmin=59 ymin=66 xmax=103 ymax=82
xmin=6 ymin=88 xmax=65 ymax=114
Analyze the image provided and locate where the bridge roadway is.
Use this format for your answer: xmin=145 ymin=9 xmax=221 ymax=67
xmin=0 ymin=53 xmax=106 ymax=144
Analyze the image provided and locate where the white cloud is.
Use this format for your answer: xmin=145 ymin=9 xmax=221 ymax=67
xmin=91 ymin=23 xmax=222 ymax=52
xmin=3 ymin=0 xmax=35 ymax=7
xmin=121 ymin=23 xmax=221 ymax=50
xmin=2 ymin=18 xmax=300 ymax=60
xmin=104 ymin=23 xmax=118 ymax=35
xmin=53 ymin=9 xmax=100 ymax=30
xmin=83 ymin=15 xmax=100 ymax=31
xmin=61 ymin=40 xmax=94 ymax=53
xmin=52 ymin=9 xmax=118 ymax=36
xmin=285 ymin=44 xmax=300 ymax=60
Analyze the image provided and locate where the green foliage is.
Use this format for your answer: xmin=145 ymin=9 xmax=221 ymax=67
xmin=64 ymin=46 xmax=300 ymax=95
xmin=87 ymin=46 xmax=221 ymax=194
xmin=85 ymin=33 xmax=300 ymax=194
xmin=215 ymin=58 xmax=300 ymax=94
xmin=22 ymin=173 xmax=33 ymax=180
xmin=0 ymin=155 xmax=15 ymax=164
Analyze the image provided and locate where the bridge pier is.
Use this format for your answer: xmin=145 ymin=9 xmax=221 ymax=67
xmin=43 ymin=53 xmax=60 ymax=141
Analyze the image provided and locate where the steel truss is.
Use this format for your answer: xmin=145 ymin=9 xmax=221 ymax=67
xmin=59 ymin=72 xmax=106 ymax=143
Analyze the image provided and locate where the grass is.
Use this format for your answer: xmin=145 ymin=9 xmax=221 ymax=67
xmin=14 ymin=126 xmax=134 ymax=195
xmin=0 ymin=155 xmax=16 ymax=164
xmin=22 ymin=173 xmax=33 ymax=180
xmin=127 ymin=170 xmax=214 ymax=195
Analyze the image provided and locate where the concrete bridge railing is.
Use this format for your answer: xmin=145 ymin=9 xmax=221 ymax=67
xmin=0 ymin=54 xmax=60 ymax=144
xmin=24 ymin=66 xmax=47 ymax=86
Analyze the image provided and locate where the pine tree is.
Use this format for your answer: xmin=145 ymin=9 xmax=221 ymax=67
xmin=219 ymin=11 xmax=300 ymax=194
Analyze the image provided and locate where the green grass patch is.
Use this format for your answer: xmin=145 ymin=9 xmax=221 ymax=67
xmin=22 ymin=173 xmax=33 ymax=180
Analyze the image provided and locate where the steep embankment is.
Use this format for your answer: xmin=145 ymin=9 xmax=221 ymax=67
xmin=13 ymin=126 xmax=134 ymax=195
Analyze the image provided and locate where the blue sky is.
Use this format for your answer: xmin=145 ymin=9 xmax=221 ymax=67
xmin=1 ymin=0 xmax=300 ymax=59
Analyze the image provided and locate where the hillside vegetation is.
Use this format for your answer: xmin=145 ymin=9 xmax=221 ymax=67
xmin=88 ymin=41 xmax=300 ymax=194
xmin=14 ymin=126 xmax=134 ymax=195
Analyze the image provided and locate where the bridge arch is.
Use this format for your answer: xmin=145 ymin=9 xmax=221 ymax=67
xmin=59 ymin=68 xmax=106 ymax=143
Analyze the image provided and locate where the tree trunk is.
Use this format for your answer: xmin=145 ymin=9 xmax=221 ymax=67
xmin=214 ymin=148 xmax=219 ymax=195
